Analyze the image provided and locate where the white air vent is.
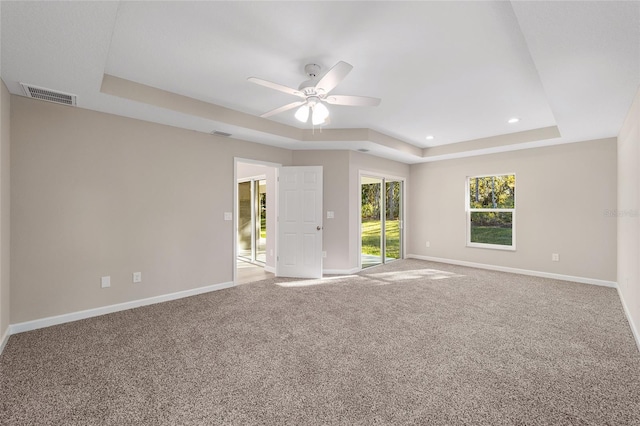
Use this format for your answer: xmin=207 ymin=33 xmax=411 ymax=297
xmin=211 ymin=130 xmax=232 ymax=137
xmin=20 ymin=83 xmax=77 ymax=106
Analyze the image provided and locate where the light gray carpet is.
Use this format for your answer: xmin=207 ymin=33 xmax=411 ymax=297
xmin=1 ymin=259 xmax=639 ymax=425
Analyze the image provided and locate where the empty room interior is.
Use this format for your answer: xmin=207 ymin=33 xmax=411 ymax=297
xmin=1 ymin=1 xmax=639 ymax=424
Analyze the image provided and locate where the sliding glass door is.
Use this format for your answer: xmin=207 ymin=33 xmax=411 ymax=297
xmin=256 ymin=180 xmax=267 ymax=263
xmin=237 ymin=178 xmax=267 ymax=264
xmin=384 ymin=179 xmax=402 ymax=262
xmin=361 ymin=175 xmax=403 ymax=268
xmin=238 ymin=181 xmax=252 ymax=261
xmin=361 ymin=177 xmax=382 ymax=268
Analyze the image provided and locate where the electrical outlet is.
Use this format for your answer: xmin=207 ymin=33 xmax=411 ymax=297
xmin=133 ymin=272 xmax=142 ymax=283
xmin=101 ymin=276 xmax=111 ymax=288
xmin=426 ymin=241 xmax=430 ymax=248
xmin=322 ymin=251 xmax=327 ymax=258
xmin=552 ymin=253 xmax=559 ymax=262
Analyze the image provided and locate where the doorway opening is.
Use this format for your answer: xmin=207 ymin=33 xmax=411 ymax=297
xmin=235 ymin=160 xmax=278 ymax=285
xmin=360 ymin=175 xmax=403 ymax=269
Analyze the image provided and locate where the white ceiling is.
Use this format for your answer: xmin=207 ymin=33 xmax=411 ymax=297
xmin=1 ymin=1 xmax=638 ymax=164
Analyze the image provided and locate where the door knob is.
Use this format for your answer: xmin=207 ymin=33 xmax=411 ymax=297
xmin=317 ymin=226 xmax=322 ymax=231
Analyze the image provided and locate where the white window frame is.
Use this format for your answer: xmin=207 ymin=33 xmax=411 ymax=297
xmin=466 ymin=173 xmax=516 ymax=251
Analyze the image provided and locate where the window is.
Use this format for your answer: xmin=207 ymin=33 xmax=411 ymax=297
xmin=467 ymin=174 xmax=515 ymax=250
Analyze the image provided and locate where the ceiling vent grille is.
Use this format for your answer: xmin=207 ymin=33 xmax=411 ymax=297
xmin=211 ymin=130 xmax=232 ymax=137
xmin=20 ymin=83 xmax=77 ymax=106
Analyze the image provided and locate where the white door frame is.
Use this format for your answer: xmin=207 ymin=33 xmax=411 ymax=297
xmin=358 ymin=170 xmax=406 ymax=270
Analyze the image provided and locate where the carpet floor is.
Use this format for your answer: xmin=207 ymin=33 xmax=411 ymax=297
xmin=1 ymin=259 xmax=639 ymax=425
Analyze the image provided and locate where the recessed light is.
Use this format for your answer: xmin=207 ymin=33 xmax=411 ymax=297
xmin=426 ymin=135 xmax=434 ymax=140
xmin=508 ymin=117 xmax=520 ymax=124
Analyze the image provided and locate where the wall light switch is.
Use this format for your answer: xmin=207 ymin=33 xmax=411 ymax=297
xmin=224 ymin=212 xmax=233 ymax=221
xmin=327 ymin=211 xmax=335 ymax=219
xmin=101 ymin=276 xmax=111 ymax=288
xmin=133 ymin=272 xmax=142 ymax=283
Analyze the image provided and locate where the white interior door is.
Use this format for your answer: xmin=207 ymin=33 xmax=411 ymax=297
xmin=277 ymin=166 xmax=323 ymax=278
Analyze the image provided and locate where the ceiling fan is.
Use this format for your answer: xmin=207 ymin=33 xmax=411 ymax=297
xmin=248 ymin=61 xmax=381 ymax=125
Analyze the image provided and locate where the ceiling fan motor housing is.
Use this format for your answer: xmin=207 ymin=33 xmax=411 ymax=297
xmin=304 ymin=63 xmax=321 ymax=78
xmin=299 ymin=64 xmax=323 ymax=95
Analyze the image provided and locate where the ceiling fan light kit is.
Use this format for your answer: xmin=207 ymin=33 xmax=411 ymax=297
xmin=311 ymin=102 xmax=329 ymax=125
xmin=248 ymin=61 xmax=381 ymax=126
xmin=296 ymin=96 xmax=329 ymax=125
xmin=294 ymin=103 xmax=310 ymax=122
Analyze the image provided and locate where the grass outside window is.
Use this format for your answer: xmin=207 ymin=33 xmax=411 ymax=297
xmin=361 ymin=219 xmax=400 ymax=258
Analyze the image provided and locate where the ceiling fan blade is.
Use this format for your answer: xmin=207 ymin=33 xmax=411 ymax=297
xmin=325 ymin=95 xmax=381 ymax=107
xmin=260 ymin=101 xmax=306 ymax=118
xmin=248 ymin=77 xmax=305 ymax=98
xmin=315 ymin=61 xmax=353 ymax=94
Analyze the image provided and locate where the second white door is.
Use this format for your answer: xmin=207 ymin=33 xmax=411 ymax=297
xmin=277 ymin=166 xmax=323 ymax=279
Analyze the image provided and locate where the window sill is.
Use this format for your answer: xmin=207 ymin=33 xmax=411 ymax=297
xmin=466 ymin=243 xmax=516 ymax=251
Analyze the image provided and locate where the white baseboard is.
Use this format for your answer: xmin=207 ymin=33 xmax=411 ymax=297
xmin=264 ymin=265 xmax=276 ymax=274
xmin=9 ymin=281 xmax=235 ymax=336
xmin=617 ymin=287 xmax=640 ymax=353
xmin=406 ymin=254 xmax=617 ymax=288
xmin=323 ymin=267 xmax=360 ymax=275
xmin=0 ymin=326 xmax=9 ymax=355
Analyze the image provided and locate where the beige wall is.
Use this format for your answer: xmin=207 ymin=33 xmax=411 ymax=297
xmin=7 ymin=89 xmax=629 ymax=334
xmin=408 ymin=139 xmax=617 ymax=282
xmin=11 ymin=96 xmax=292 ymax=323
xmin=617 ymin=87 xmax=640 ymax=347
xmin=0 ymin=81 xmax=10 ymax=339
